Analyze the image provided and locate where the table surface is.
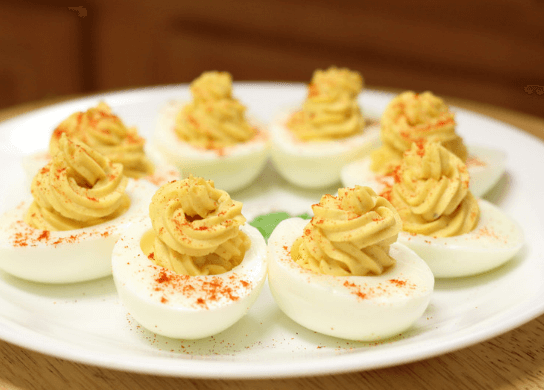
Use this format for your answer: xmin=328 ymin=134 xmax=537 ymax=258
xmin=0 ymin=90 xmax=543 ymax=390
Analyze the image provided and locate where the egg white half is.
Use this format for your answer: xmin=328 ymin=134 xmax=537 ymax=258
xmin=152 ymin=101 xmax=270 ymax=193
xmin=340 ymin=145 xmax=507 ymax=198
xmin=398 ymin=199 xmax=524 ymax=278
xmin=0 ymin=179 xmax=157 ymax=284
xmin=111 ymin=222 xmax=268 ymax=339
xmin=267 ymin=218 xmax=434 ymax=341
xmin=269 ymin=109 xmax=381 ymax=189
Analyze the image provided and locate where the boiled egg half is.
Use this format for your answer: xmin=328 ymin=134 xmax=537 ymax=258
xmin=341 ymin=145 xmax=506 ymax=198
xmin=152 ymin=100 xmax=269 ymax=193
xmin=397 ymin=199 xmax=524 ymax=278
xmin=270 ymin=112 xmax=380 ymax=189
xmin=268 ymin=218 xmax=434 ymax=341
xmin=0 ymin=179 xmax=157 ymax=283
xmin=111 ymin=221 xmax=267 ymax=339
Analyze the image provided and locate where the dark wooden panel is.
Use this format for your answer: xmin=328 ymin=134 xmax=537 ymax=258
xmin=1 ymin=0 xmax=543 ymax=118
xmin=135 ymin=0 xmax=544 ymax=80
xmin=0 ymin=2 xmax=85 ymax=107
xmin=92 ymin=0 xmax=543 ymax=117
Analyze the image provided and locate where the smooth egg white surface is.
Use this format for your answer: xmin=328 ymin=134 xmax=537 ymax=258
xmin=340 ymin=145 xmax=507 ymax=198
xmin=152 ymin=101 xmax=270 ymax=193
xmin=0 ymin=179 xmax=157 ymax=284
xmin=22 ymin=149 xmax=180 ymax=188
xmin=398 ymin=199 xmax=524 ymax=278
xmin=111 ymin=222 xmax=268 ymax=340
xmin=269 ymin=109 xmax=381 ymax=189
xmin=267 ymin=218 xmax=434 ymax=341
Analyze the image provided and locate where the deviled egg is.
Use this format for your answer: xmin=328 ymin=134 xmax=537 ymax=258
xmin=112 ymin=176 xmax=267 ymax=339
xmin=152 ymin=71 xmax=269 ymax=193
xmin=341 ymin=91 xmax=506 ymax=197
xmin=22 ymin=102 xmax=179 ymax=186
xmin=268 ymin=185 xmax=434 ymax=341
xmin=387 ymin=141 xmax=523 ymax=278
xmin=270 ymin=67 xmax=380 ymax=189
xmin=0 ymin=135 xmax=157 ymax=283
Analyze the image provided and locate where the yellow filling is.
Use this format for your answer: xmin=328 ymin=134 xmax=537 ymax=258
xmin=49 ymin=102 xmax=154 ymax=179
xmin=291 ymin=186 xmax=401 ymax=276
xmin=389 ymin=141 xmax=479 ymax=237
xmin=371 ymin=91 xmax=467 ymax=174
xmin=287 ymin=67 xmax=365 ymax=141
xmin=144 ymin=175 xmax=251 ymax=276
xmin=174 ymin=71 xmax=256 ymax=149
xmin=26 ymin=134 xmax=130 ymax=231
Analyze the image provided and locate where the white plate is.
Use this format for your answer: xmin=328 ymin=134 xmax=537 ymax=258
xmin=1 ymin=84 xmax=544 ymax=379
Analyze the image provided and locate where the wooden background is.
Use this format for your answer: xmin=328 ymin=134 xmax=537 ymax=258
xmin=0 ymin=0 xmax=543 ymax=117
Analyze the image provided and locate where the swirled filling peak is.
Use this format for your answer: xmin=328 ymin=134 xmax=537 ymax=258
xmin=26 ymin=134 xmax=130 ymax=231
xmin=291 ymin=185 xmax=402 ymax=276
xmin=371 ymin=91 xmax=467 ymax=173
xmin=145 ymin=175 xmax=251 ymax=276
xmin=389 ymin=141 xmax=479 ymax=237
xmin=49 ymin=102 xmax=154 ymax=178
xmin=287 ymin=67 xmax=365 ymax=141
xmin=174 ymin=71 xmax=257 ymax=149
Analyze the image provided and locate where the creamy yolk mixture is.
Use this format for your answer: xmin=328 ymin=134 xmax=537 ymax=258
xmin=49 ymin=102 xmax=154 ymax=179
xmin=142 ymin=175 xmax=251 ymax=276
xmin=26 ymin=134 xmax=130 ymax=230
xmin=287 ymin=67 xmax=365 ymax=141
xmin=174 ymin=71 xmax=256 ymax=149
xmin=388 ymin=141 xmax=479 ymax=237
xmin=291 ymin=185 xmax=402 ymax=276
xmin=371 ymin=91 xmax=467 ymax=174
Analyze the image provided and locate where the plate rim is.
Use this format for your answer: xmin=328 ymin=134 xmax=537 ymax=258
xmin=0 ymin=82 xmax=543 ymax=379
